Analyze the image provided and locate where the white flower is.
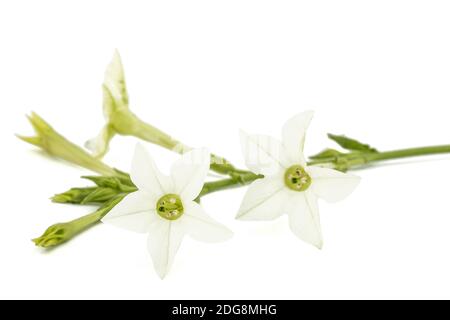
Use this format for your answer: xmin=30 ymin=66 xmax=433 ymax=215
xmin=86 ymin=50 xmax=185 ymax=158
xmin=237 ymin=111 xmax=360 ymax=249
xmin=102 ymin=144 xmax=233 ymax=278
xmin=85 ymin=50 xmax=129 ymax=158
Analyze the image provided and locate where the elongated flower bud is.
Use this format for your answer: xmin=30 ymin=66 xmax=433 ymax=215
xmin=34 ymin=196 xmax=124 ymax=248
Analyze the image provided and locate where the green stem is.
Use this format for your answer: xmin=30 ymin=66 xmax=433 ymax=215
xmin=365 ymin=145 xmax=450 ymax=163
xmin=130 ymin=116 xmax=191 ymax=153
xmin=199 ymin=172 xmax=262 ymax=198
xmin=309 ymin=144 xmax=450 ymax=170
xmin=72 ymin=196 xmax=124 ymax=227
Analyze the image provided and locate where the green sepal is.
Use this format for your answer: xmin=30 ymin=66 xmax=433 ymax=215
xmin=309 ymin=148 xmax=344 ymax=160
xmin=52 ymin=174 xmax=136 ymax=205
xmin=51 ymin=187 xmax=98 ymax=204
xmin=80 ymin=187 xmax=121 ymax=204
xmin=327 ymin=133 xmax=378 ymax=153
xmin=52 ymin=186 xmax=121 ymax=205
xmin=82 ymin=175 xmax=135 ymax=191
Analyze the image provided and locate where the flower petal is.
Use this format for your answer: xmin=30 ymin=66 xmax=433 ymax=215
xmin=286 ymin=191 xmax=323 ymax=249
xmin=147 ymin=219 xmax=185 ymax=279
xmin=236 ymin=175 xmax=288 ymax=220
xmin=240 ymin=130 xmax=290 ymax=175
xmin=131 ymin=143 xmax=172 ymax=198
xmin=104 ymin=50 xmax=129 ymax=112
xmin=84 ymin=124 xmax=115 ymax=158
xmin=307 ymin=166 xmax=360 ymax=203
xmin=101 ymin=190 xmax=158 ymax=233
xmin=171 ymin=148 xmax=210 ymax=201
xmin=182 ymin=201 xmax=233 ymax=242
xmin=281 ymin=111 xmax=314 ymax=165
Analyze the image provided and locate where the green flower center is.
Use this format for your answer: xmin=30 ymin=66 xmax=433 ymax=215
xmin=284 ymin=165 xmax=311 ymax=192
xmin=156 ymin=194 xmax=184 ymax=220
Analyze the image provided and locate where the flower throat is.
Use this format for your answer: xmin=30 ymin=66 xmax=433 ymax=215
xmin=156 ymin=194 xmax=184 ymax=220
xmin=284 ymin=165 xmax=311 ymax=192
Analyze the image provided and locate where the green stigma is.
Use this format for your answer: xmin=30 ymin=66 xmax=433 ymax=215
xmin=284 ymin=165 xmax=311 ymax=192
xmin=156 ymin=194 xmax=184 ymax=220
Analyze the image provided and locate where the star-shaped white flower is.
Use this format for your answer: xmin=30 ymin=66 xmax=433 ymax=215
xmin=237 ymin=111 xmax=360 ymax=249
xmin=102 ymin=144 xmax=233 ymax=278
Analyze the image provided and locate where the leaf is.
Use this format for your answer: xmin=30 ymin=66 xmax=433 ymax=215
xmin=327 ymin=134 xmax=378 ymax=153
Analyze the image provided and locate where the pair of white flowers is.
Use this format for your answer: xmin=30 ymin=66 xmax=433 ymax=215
xmin=102 ymin=111 xmax=360 ymax=278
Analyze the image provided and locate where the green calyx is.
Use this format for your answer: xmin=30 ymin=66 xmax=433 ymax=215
xmin=284 ymin=165 xmax=311 ymax=192
xmin=156 ymin=194 xmax=184 ymax=220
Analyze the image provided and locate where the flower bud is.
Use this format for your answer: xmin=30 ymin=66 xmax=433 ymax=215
xmin=34 ymin=195 xmax=125 ymax=248
xmin=33 ymin=222 xmax=77 ymax=248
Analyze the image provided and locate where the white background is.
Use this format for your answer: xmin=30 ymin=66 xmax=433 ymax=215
xmin=1 ymin=0 xmax=450 ymax=299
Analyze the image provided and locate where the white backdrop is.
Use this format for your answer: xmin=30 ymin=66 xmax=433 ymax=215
xmin=2 ymin=0 xmax=450 ymax=299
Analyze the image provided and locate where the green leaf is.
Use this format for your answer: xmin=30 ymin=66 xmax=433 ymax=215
xmin=327 ymin=134 xmax=378 ymax=153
